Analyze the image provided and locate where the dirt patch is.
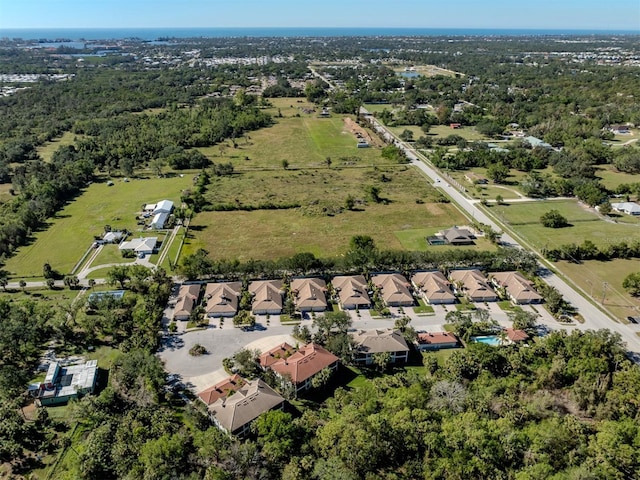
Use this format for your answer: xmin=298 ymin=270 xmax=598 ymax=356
xmin=343 ymin=117 xmax=384 ymax=147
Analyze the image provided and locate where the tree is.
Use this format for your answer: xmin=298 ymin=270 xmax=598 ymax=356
xmin=364 ymin=184 xmax=382 ymax=203
xmin=509 ymin=310 xmax=539 ymax=331
xmin=120 ymin=158 xmax=134 ymax=177
xmin=0 ymin=270 xmax=8 ymax=291
xmin=311 ymin=367 xmax=333 ymax=390
xmin=46 ymin=278 xmax=55 ymax=289
xmin=599 ymin=199 xmax=612 ymax=215
xmin=540 ymin=209 xmax=569 ymax=228
xmin=88 ymin=279 xmax=96 ymax=290
xmin=19 ymin=280 xmax=26 ymax=292
xmin=106 ymin=265 xmax=130 ymax=289
xmin=325 ymin=156 xmax=332 ymax=168
xmin=149 ymin=158 xmax=166 ymax=177
xmin=344 ymin=194 xmax=356 ymax=210
xmin=486 ymin=162 xmax=510 ymax=183
xmin=281 ymin=159 xmax=289 ymax=170
xmin=63 ymin=275 xmax=80 ymax=290
xmin=371 ymin=352 xmax=391 ymax=372
xmin=233 ymin=310 xmax=256 ymax=328
xmin=622 ymin=272 xmax=640 ymax=296
xmin=399 ymin=129 xmax=414 ymax=142
xmin=42 ymin=262 xmax=53 ymax=279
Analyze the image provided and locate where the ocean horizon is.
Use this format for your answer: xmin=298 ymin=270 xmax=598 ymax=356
xmin=1 ymin=27 xmax=639 ymax=41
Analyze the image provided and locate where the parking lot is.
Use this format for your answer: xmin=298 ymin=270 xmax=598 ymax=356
xmin=157 ymin=300 xmax=569 ymax=394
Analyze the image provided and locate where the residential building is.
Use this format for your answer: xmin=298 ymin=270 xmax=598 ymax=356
xmin=332 ymin=275 xmax=371 ymax=310
xmin=415 ymin=332 xmax=460 ymax=351
xmin=249 ymin=280 xmax=284 ymax=315
xmin=118 ymin=236 xmax=157 ymax=255
xmin=269 ymin=343 xmax=339 ymax=393
xmin=370 ymin=273 xmax=414 ymax=307
xmin=209 ymin=379 xmax=284 ymax=436
xmin=30 ymin=360 xmax=98 ymax=406
xmin=290 ymin=278 xmax=328 ymax=312
xmin=150 ymin=212 xmax=169 ymax=229
xmin=505 ymin=328 xmax=530 ymax=343
xmin=449 ymin=269 xmax=498 ymax=302
xmin=490 ymin=271 xmax=543 ymax=304
xmin=153 ymin=199 xmax=174 ymax=214
xmin=197 ymin=374 xmax=245 ymax=406
xmin=524 ymin=136 xmax=552 ymax=149
xmin=102 ymin=231 xmax=124 ymax=243
xmin=258 ymin=342 xmax=296 ymax=370
xmin=441 ymin=227 xmax=475 ymax=245
xmin=173 ymin=284 xmax=201 ymax=320
xmin=611 ymin=202 xmax=640 ymax=216
xmin=411 ymin=271 xmax=456 ymax=304
xmin=203 ymin=282 xmax=242 ymax=317
xmin=351 ymin=329 xmax=409 ymax=365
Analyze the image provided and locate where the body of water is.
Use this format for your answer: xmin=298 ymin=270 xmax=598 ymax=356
xmin=471 ymin=335 xmax=504 ymax=347
xmin=1 ymin=27 xmax=638 ymax=42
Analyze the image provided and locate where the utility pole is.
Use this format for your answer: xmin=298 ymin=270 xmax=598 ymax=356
xmin=602 ymin=282 xmax=608 ymax=305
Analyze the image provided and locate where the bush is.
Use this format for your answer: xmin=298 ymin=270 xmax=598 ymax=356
xmin=540 ymin=209 xmax=568 ymax=228
xmin=189 ymin=344 xmax=207 ymax=356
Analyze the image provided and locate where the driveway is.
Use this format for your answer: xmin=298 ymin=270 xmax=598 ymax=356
xmin=157 ymin=325 xmax=296 ymax=393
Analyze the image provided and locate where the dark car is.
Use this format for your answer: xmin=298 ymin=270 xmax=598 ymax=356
xmin=627 ymin=316 xmax=639 ymax=324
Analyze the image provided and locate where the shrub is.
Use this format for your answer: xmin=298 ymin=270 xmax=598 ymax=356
xmin=189 ymin=344 xmax=207 ymax=356
xmin=540 ymin=209 xmax=568 ymax=228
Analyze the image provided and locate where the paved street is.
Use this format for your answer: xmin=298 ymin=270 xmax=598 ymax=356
xmin=361 ymin=107 xmax=640 ymax=356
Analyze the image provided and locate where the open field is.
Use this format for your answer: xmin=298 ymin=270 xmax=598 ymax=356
xmin=363 ymin=103 xmax=398 ymax=114
xmin=36 ymin=131 xmax=79 ymax=162
xmin=198 ymin=106 xmax=382 ymax=169
xmin=595 ymin=165 xmax=640 ymax=191
xmin=184 ymin=194 xmax=468 ymax=260
xmin=557 ymin=258 xmax=640 ymax=322
xmin=203 ymin=164 xmax=437 ymax=209
xmin=3 ymin=175 xmax=192 ymax=278
xmin=495 ymin=199 xmax=640 ymax=250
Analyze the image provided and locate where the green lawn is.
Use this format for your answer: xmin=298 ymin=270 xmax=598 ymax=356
xmin=557 ymin=258 xmax=640 ymax=323
xmin=595 ymin=165 xmax=640 ymax=191
xmin=198 ymin=104 xmax=383 ymax=169
xmin=4 ymin=176 xmax=192 ymax=278
xmin=413 ymin=298 xmax=435 ymax=314
xmin=496 ymin=199 xmax=640 ymax=250
xmin=89 ymin=244 xmax=136 ymax=267
xmin=36 ymin=131 xmax=79 ymax=162
xmin=394 ymin=228 xmax=497 ymax=252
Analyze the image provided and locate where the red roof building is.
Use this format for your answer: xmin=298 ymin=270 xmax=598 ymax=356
xmin=258 ymin=343 xmax=296 ymax=370
xmin=197 ymin=374 xmax=245 ymax=406
xmin=269 ymin=343 xmax=339 ymax=393
xmin=415 ymin=331 xmax=460 ymax=351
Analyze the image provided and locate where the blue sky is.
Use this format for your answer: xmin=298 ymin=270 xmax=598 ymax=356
xmin=1 ymin=0 xmax=639 ymax=30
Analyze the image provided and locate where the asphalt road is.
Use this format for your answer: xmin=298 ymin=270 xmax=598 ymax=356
xmin=361 ymin=107 xmax=640 ymax=356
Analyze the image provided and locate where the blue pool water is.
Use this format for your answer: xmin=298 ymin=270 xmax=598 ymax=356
xmin=472 ymin=335 xmax=503 ymax=346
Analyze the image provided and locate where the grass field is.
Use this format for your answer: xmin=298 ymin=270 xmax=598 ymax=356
xmin=493 ymin=199 xmax=640 ymax=250
xmin=184 ymin=195 xmax=469 ymax=260
xmin=557 ymin=258 xmax=640 ymax=322
xmin=36 ymin=131 xmax=78 ymax=162
xmin=595 ymin=165 xmax=640 ymax=192
xmin=183 ymin=101 xmax=472 ymax=260
xmin=199 ymin=106 xmax=382 ymax=169
xmin=4 ymin=175 xmax=192 ymax=278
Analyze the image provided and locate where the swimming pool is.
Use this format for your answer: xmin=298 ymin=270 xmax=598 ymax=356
xmin=471 ymin=335 xmax=504 ymax=346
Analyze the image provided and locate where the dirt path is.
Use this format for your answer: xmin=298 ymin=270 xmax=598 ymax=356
xmin=343 ymin=117 xmax=384 ymax=147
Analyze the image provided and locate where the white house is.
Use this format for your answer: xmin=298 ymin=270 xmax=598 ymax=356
xmin=118 ymin=237 xmax=157 ymax=255
xmin=150 ymin=212 xmax=169 ymax=229
xmin=153 ymin=200 xmax=174 ymax=214
xmin=611 ymin=202 xmax=640 ymax=216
